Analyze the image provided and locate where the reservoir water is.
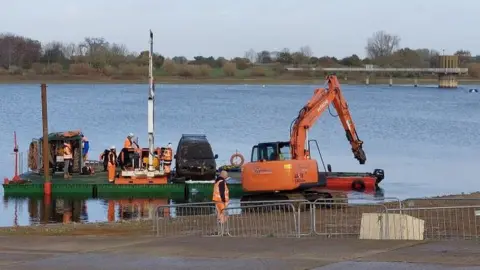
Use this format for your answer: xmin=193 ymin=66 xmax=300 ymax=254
xmin=0 ymin=83 xmax=479 ymax=226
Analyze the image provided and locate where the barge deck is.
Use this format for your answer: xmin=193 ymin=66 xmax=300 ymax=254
xmin=3 ymin=170 xmax=243 ymax=198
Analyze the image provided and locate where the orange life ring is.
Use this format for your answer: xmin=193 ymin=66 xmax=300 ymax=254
xmin=230 ymin=152 xmax=245 ymax=167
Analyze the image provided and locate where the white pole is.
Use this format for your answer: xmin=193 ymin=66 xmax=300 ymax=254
xmin=147 ymin=30 xmax=155 ymax=172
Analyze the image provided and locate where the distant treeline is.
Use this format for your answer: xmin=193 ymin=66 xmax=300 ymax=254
xmin=1 ymin=30 xmax=480 ymax=79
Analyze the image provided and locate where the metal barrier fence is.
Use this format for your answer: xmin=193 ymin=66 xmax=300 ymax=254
xmin=153 ymin=197 xmax=480 ymax=240
xmin=153 ymin=200 xmax=306 ymax=237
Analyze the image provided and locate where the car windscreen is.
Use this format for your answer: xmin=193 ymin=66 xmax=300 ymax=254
xmin=179 ymin=141 xmax=214 ymax=160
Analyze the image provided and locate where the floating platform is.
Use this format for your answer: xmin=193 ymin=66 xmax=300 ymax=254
xmin=2 ymin=171 xmax=244 ymax=198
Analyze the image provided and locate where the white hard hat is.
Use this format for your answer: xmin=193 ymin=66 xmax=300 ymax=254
xmin=110 ymin=145 xmax=116 ymax=149
xmin=128 ymin=133 xmax=134 ymax=137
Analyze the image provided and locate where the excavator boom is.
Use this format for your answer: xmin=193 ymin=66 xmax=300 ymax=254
xmin=290 ymin=75 xmax=366 ymax=164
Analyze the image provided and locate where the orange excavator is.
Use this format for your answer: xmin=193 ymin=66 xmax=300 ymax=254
xmin=241 ymin=75 xmax=384 ymax=201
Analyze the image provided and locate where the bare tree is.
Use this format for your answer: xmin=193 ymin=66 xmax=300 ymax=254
xmin=256 ymin=50 xmax=272 ymax=64
xmin=299 ymin=45 xmax=313 ymax=59
xmin=0 ymin=33 xmax=42 ymax=69
xmin=61 ymin=42 xmax=77 ymax=59
xmin=276 ymin=48 xmax=293 ymax=64
xmin=366 ymin=31 xmax=400 ymax=59
xmin=110 ymin=43 xmax=128 ymax=56
xmin=244 ymin=49 xmax=256 ymax=63
xmin=83 ymin=37 xmax=108 ymax=56
xmin=270 ymin=50 xmax=280 ymax=62
xmin=41 ymin=42 xmax=66 ymax=64
xmin=293 ymin=46 xmax=313 ymax=65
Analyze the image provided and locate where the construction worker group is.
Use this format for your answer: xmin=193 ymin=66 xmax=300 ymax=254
xmin=62 ymin=132 xmax=231 ymax=227
xmin=98 ymin=133 xmax=137 ymax=183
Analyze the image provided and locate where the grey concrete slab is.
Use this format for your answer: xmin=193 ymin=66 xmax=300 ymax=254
xmin=112 ymin=237 xmax=417 ymax=261
xmin=1 ymin=253 xmax=326 ymax=270
xmin=359 ymin=241 xmax=480 ymax=266
xmin=313 ymin=261 xmax=480 ymax=270
xmin=0 ymin=235 xmax=479 ymax=270
xmin=0 ymin=235 xmax=152 ymax=253
xmin=0 ymin=253 xmax=55 ymax=266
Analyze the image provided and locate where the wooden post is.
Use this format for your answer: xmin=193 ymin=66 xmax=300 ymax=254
xmin=108 ymin=200 xmax=115 ymax=222
xmin=41 ymin=84 xmax=51 ymax=197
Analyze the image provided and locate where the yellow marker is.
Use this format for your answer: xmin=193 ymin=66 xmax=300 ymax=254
xmin=284 ymin=164 xmax=292 ymax=169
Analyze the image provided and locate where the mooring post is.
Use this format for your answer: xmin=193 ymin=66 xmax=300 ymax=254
xmin=108 ymin=200 xmax=115 ymax=222
xmin=41 ymin=83 xmax=51 ymax=198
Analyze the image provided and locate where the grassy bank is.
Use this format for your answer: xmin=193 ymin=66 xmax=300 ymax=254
xmin=1 ymin=74 xmax=480 ymax=85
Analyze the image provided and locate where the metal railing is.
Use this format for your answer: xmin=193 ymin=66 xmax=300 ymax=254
xmin=286 ymin=67 xmax=469 ymax=74
xmin=152 ymin=197 xmax=480 ymax=240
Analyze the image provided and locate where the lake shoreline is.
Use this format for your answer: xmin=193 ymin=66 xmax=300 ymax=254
xmin=0 ymin=191 xmax=478 ymax=236
xmin=1 ymin=75 xmax=480 ymax=85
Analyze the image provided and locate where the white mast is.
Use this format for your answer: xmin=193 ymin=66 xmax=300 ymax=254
xmin=147 ymin=30 xmax=155 ymax=172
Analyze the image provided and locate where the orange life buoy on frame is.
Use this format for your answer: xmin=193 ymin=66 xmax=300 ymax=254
xmin=230 ymin=152 xmax=245 ymax=167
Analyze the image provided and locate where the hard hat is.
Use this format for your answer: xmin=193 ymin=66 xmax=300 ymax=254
xmin=110 ymin=145 xmax=116 ymax=149
xmin=128 ymin=133 xmax=134 ymax=137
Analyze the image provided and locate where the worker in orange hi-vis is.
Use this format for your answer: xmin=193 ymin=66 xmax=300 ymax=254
xmin=124 ymin=133 xmax=134 ymax=148
xmin=212 ymin=170 xmax=230 ymax=230
xmin=107 ymin=146 xmax=117 ymax=183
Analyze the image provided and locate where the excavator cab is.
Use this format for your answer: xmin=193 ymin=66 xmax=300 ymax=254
xmin=242 ymin=141 xmax=323 ymax=193
xmin=250 ymin=142 xmax=292 ymax=162
xmin=250 ymin=140 xmax=330 ymax=170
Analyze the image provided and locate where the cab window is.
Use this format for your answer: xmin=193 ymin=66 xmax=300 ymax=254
xmin=278 ymin=143 xmax=291 ymax=160
xmin=251 ymin=146 xmax=259 ymax=162
xmin=258 ymin=143 xmax=277 ymax=161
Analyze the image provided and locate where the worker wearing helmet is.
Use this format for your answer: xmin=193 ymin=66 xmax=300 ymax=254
xmin=99 ymin=148 xmax=111 ymax=172
xmin=63 ymin=142 xmax=73 ymax=179
xmin=213 ymin=170 xmax=230 ymax=226
xmin=123 ymin=133 xmax=140 ymax=169
xmin=124 ymin=133 xmax=135 ymax=148
xmin=81 ymin=134 xmax=89 ymax=162
xmin=107 ymin=146 xmax=117 ymax=183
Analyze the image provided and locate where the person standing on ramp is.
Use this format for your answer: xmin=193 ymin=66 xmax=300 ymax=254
xmin=213 ymin=170 xmax=230 ymax=230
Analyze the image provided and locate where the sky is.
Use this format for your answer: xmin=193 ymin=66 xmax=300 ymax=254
xmin=1 ymin=0 xmax=478 ymax=59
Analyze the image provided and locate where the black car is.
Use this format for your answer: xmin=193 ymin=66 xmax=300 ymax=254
xmin=174 ymin=134 xmax=218 ymax=181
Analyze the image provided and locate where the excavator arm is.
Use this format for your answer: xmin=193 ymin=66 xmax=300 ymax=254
xmin=289 ymin=75 xmax=366 ymax=164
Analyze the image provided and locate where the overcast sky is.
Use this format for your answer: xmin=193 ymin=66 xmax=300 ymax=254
xmin=1 ymin=0 xmax=477 ymax=59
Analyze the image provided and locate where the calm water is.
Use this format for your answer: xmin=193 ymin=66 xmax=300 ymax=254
xmin=0 ymin=83 xmax=479 ymax=226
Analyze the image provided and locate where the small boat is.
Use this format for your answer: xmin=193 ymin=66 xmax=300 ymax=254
xmin=468 ymin=89 xmax=478 ymax=93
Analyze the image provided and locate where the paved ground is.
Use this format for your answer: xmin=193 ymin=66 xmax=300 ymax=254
xmin=0 ymin=236 xmax=479 ymax=269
